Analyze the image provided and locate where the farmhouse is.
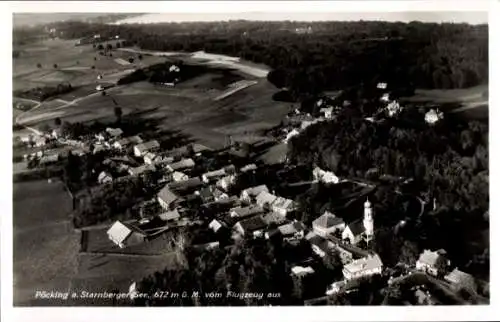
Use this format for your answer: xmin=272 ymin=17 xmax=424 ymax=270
xmin=416 ymin=249 xmax=450 ymax=277
xmin=312 ymin=211 xmax=346 ymax=237
xmin=230 ymin=205 xmax=264 ymax=219
xmin=107 ymin=221 xmax=147 ymax=248
xmin=128 ymin=164 xmax=155 ymax=176
xmin=134 ymin=140 xmax=160 ymax=157
xmin=255 ymin=191 xmax=278 ymax=209
xmin=342 ymin=254 xmax=383 ymax=280
xmin=234 ymin=216 xmax=267 ymax=238
xmin=157 ymin=186 xmax=184 ymax=211
xmin=167 ymin=158 xmax=195 ymax=172
xmin=240 ymin=185 xmax=269 ymax=203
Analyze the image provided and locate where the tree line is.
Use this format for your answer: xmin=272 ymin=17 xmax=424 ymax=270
xmin=38 ymin=20 xmax=488 ymax=98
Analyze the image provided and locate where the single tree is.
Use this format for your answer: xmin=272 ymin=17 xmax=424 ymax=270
xmin=106 ymin=44 xmax=112 ymax=51
xmin=53 ymin=63 xmax=58 ymax=69
xmin=91 ymin=65 xmax=95 ymax=69
xmin=128 ymin=57 xmax=134 ymax=64
xmin=114 ymin=106 xmax=123 ymax=123
xmin=94 ymin=57 xmax=97 ymax=61
xmin=97 ymin=44 xmax=104 ymax=50
xmin=36 ymin=63 xmax=42 ymax=69
xmin=54 ymin=117 xmax=62 ymax=126
xmin=138 ymin=54 xmax=143 ymax=60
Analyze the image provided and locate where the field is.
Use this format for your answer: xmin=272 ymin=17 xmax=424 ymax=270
xmin=15 ymin=39 xmax=295 ymax=152
xmin=13 ymin=179 xmax=78 ymax=306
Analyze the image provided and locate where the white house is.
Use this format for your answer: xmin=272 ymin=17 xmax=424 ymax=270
xmin=416 ymin=249 xmax=450 ymax=276
xmin=380 ymin=93 xmax=390 ymax=102
xmin=342 ymin=254 xmax=383 ymax=280
xmin=342 ymin=220 xmax=365 ymax=245
xmin=157 ymin=185 xmax=183 ymax=211
xmin=386 ymin=100 xmax=403 ymax=117
xmin=425 ymin=109 xmax=444 ymax=125
xmin=240 ymin=185 xmax=269 ymax=203
xmin=98 ymin=171 xmax=113 ymax=184
xmin=216 ymin=174 xmax=236 ymax=192
xmin=209 ymin=219 xmax=224 ymax=233
xmin=377 ymin=82 xmax=387 ymax=89
xmin=291 ymin=266 xmax=315 ymax=278
xmin=319 ymin=106 xmax=334 ymax=119
xmin=167 ymin=158 xmax=195 ymax=172
xmin=172 ymin=171 xmax=189 ymax=182
xmin=312 ymin=166 xmax=340 ymax=184
xmin=271 ymin=196 xmax=296 ymax=216
xmin=202 ymin=168 xmax=227 ymax=183
xmin=133 ymin=140 xmax=160 ymax=157
xmin=312 ymin=211 xmax=346 ymax=237
xmin=107 ymin=221 xmax=147 ymax=249
xmin=240 ymin=163 xmax=257 ymax=173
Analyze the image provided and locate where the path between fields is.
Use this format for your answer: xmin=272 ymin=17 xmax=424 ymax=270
xmin=449 ymin=100 xmax=488 ymax=114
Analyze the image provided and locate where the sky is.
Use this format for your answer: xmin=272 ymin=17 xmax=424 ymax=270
xmin=114 ymin=12 xmax=488 ymax=25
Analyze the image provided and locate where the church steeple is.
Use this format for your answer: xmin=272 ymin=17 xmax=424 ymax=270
xmin=363 ymin=198 xmax=374 ymax=242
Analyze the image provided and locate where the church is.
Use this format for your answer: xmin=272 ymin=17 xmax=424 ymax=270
xmin=341 ymin=198 xmax=374 ymax=245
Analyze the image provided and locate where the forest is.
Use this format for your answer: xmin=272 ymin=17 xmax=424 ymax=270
xmin=25 ymin=19 xmax=489 ymax=98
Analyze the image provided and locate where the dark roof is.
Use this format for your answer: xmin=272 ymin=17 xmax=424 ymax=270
xmin=346 ymin=219 xmax=365 ymax=236
xmin=236 ymin=216 xmax=267 ymax=232
xmin=157 ymin=186 xmax=182 ymax=205
xmin=199 ymin=186 xmax=214 ymax=200
xmin=313 ymin=211 xmax=345 ymax=228
xmin=168 ymin=177 xmax=203 ymax=192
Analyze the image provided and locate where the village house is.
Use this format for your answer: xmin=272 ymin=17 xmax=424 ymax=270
xmin=262 ymin=212 xmax=288 ymax=227
xmin=377 ymin=82 xmax=387 ymax=89
xmin=342 ymin=254 xmax=383 ymax=280
xmin=168 ymin=177 xmax=203 ymax=193
xmin=230 ymin=205 xmax=264 ymax=219
xmin=198 ymin=186 xmax=215 ymax=204
xmin=106 ymin=127 xmax=123 ymax=139
xmin=306 ymin=232 xmax=334 ymax=258
xmin=158 ymin=208 xmax=181 ymax=222
xmin=255 ymin=190 xmax=278 ymax=209
xmin=107 ymin=221 xmax=147 ymax=248
xmin=134 ymin=140 xmax=160 ymax=157
xmin=213 ymin=188 xmax=229 ymax=202
xmin=271 ymin=196 xmax=296 ymax=216
xmin=444 ymin=268 xmax=477 ymax=292
xmin=202 ymin=168 xmax=228 ymax=183
xmin=208 ymin=219 xmax=224 ymax=233
xmin=342 ymin=220 xmax=365 ymax=245
xmin=240 ymin=185 xmax=269 ymax=203
xmin=98 ymin=171 xmax=113 ymax=184
xmin=216 ymin=174 xmax=236 ymax=192
xmin=233 ymin=216 xmax=267 ymax=238
xmin=157 ymin=185 xmax=184 ymax=211
xmin=313 ymin=211 xmax=346 ymax=237
xmin=416 ymin=249 xmax=450 ymax=277
xmin=425 ymin=109 xmax=444 ymax=125
xmin=386 ymin=100 xmax=403 ymax=117
xmin=240 ymin=163 xmax=258 ymax=173
xmin=291 ymin=266 xmax=315 ymax=278
xmin=326 ymin=279 xmax=361 ymax=296
xmin=172 ymin=171 xmax=189 ymax=182
xmin=312 ymin=166 xmax=340 ymax=184
xmin=143 ymin=152 xmax=158 ymax=165
xmin=274 ymin=221 xmax=306 ymax=241
xmin=167 ymin=158 xmax=195 ymax=172
xmin=128 ymin=164 xmax=155 ymax=176
xmin=113 ymin=137 xmax=130 ymax=150
xmin=380 ymin=93 xmax=390 ymax=102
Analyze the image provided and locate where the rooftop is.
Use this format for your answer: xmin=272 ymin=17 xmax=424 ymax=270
xmin=343 ymin=254 xmax=383 ymax=274
xmin=313 ymin=211 xmax=345 ymax=228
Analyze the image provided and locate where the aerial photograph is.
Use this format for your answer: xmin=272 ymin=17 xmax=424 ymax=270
xmin=12 ymin=9 xmax=489 ymax=308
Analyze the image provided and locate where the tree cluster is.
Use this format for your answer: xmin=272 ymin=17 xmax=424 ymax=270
xmin=14 ymin=82 xmax=73 ymax=101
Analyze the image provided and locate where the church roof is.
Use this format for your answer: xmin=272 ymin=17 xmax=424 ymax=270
xmin=346 ymin=219 xmax=365 ymax=236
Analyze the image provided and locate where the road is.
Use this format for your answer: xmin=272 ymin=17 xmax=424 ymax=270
xmin=449 ymin=100 xmax=488 ymax=114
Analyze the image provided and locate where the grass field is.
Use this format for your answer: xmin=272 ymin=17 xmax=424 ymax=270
xmin=13 ymin=179 xmax=79 ymax=306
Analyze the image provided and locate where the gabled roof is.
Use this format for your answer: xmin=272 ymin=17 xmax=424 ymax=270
xmin=255 ymin=191 xmax=278 ymax=207
xmin=262 ymin=212 xmax=287 ymax=226
xmin=129 ymin=164 xmax=155 ymax=176
xmin=241 ymin=185 xmax=269 ymax=198
xmin=213 ymin=188 xmax=228 ymax=199
xmin=107 ymin=221 xmax=146 ymax=245
xmin=272 ymin=196 xmax=294 ymax=210
xmin=168 ymin=158 xmax=195 ymax=171
xmin=168 ymin=177 xmax=203 ymax=192
xmin=444 ymin=268 xmax=475 ymax=287
xmin=159 ymin=208 xmax=181 ymax=221
xmin=203 ymin=168 xmax=226 ymax=179
xmin=343 ymin=254 xmax=383 ymax=274
xmin=345 ymin=219 xmax=365 ymax=236
xmin=418 ymin=249 xmax=447 ymax=267
xmin=240 ymin=164 xmax=257 ymax=173
xmin=278 ymin=221 xmax=305 ymax=236
xmin=98 ymin=171 xmax=112 ymax=181
xmin=209 ymin=219 xmax=223 ymax=232
xmin=230 ymin=205 xmax=264 ymax=218
xmin=313 ymin=211 xmax=345 ymax=228
xmin=157 ymin=185 xmax=182 ymax=205
xmin=135 ymin=140 xmax=160 ymax=153
xmin=172 ymin=171 xmax=188 ymax=181
xmin=236 ymin=216 xmax=267 ymax=232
